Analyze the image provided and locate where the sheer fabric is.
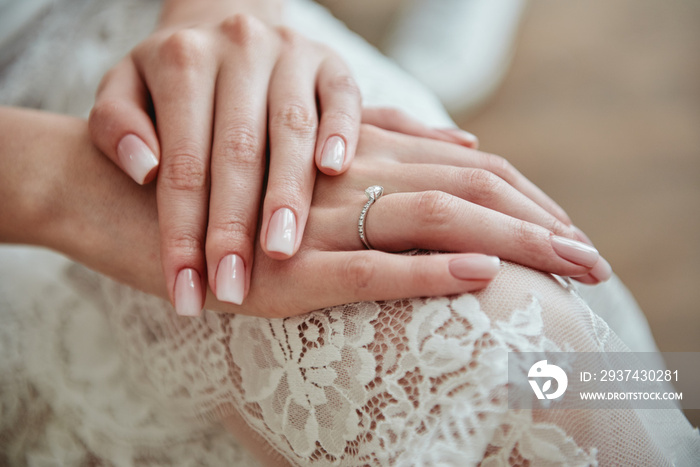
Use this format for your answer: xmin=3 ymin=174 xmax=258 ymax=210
xmin=1 ymin=0 xmax=698 ymax=465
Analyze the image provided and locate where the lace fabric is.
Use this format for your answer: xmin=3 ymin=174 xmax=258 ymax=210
xmin=1 ymin=0 xmax=699 ymax=465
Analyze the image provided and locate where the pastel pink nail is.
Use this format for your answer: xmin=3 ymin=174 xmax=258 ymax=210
xmin=174 ymin=268 xmax=203 ymax=317
xmin=320 ymin=136 xmax=345 ymax=172
xmin=589 ymin=257 xmax=612 ymax=282
xmin=449 ymin=254 xmax=500 ymax=280
xmin=267 ymin=208 xmax=296 ymax=256
xmin=551 ymin=235 xmax=599 ymax=268
xmin=117 ymin=134 xmax=158 ymax=184
xmin=216 ymin=254 xmax=245 ymax=305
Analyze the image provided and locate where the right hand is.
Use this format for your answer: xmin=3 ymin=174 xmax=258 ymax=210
xmin=35 ymin=112 xmax=609 ymax=318
xmin=89 ymin=13 xmax=367 ymax=315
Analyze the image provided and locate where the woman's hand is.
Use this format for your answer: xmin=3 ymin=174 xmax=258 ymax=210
xmin=8 ymin=109 xmax=609 ymax=319
xmin=88 ymin=5 xmax=366 ymax=314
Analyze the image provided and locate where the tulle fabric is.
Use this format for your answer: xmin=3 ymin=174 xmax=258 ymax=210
xmin=1 ymin=0 xmax=698 ymax=465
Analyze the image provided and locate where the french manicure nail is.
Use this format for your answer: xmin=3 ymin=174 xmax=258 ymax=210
xmin=449 ymin=254 xmax=500 ymax=280
xmin=438 ymin=128 xmax=479 ymax=146
xmin=267 ymin=208 xmax=296 ymax=256
xmin=589 ymin=257 xmax=612 ymax=282
xmin=320 ymin=135 xmax=345 ymax=171
xmin=175 ymin=268 xmax=203 ymax=317
xmin=117 ymin=134 xmax=158 ymax=184
xmin=216 ymin=254 xmax=245 ymax=305
xmin=551 ymin=235 xmax=599 ymax=268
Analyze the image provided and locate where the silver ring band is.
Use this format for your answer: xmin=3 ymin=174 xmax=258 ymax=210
xmin=359 ymin=185 xmax=384 ymax=249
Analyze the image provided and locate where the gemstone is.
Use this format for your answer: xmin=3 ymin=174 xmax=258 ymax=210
xmin=365 ymin=185 xmax=384 ymax=200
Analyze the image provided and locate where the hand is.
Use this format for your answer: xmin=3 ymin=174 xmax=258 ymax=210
xmin=12 ymin=111 xmax=609 ymax=319
xmin=88 ymin=10 xmax=365 ymax=314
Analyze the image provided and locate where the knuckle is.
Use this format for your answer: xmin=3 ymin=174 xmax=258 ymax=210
xmin=271 ymin=102 xmax=317 ymax=135
xmin=341 ymin=254 xmax=376 ymax=292
xmin=159 ymin=29 xmax=208 ymax=70
xmin=208 ymin=217 xmax=255 ymax=251
xmin=483 ymin=154 xmax=517 ymax=183
xmin=463 ymin=169 xmax=501 ymax=205
xmin=327 ymin=74 xmax=360 ymax=98
xmin=414 ymin=190 xmax=456 ymax=227
xmin=510 ymin=219 xmax=538 ymax=252
xmin=219 ymin=13 xmax=266 ymax=46
xmin=163 ymin=230 xmax=204 ymax=259
xmin=161 ymin=145 xmax=208 ymax=192
xmin=217 ymin=125 xmax=262 ymax=168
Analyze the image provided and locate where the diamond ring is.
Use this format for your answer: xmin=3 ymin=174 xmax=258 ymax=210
xmin=359 ymin=185 xmax=384 ymax=249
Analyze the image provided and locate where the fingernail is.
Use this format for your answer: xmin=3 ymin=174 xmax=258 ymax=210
xmin=438 ymin=128 xmax=479 ymax=147
xmin=117 ymin=134 xmax=158 ymax=184
xmin=551 ymin=235 xmax=599 ymax=268
xmin=320 ymin=135 xmax=345 ymax=171
xmin=589 ymin=257 xmax=612 ymax=282
xmin=174 ymin=268 xmax=203 ymax=317
xmin=267 ymin=208 xmax=296 ymax=256
xmin=216 ymin=254 xmax=245 ymax=305
xmin=449 ymin=254 xmax=500 ymax=280
xmin=572 ymin=225 xmax=595 ymax=247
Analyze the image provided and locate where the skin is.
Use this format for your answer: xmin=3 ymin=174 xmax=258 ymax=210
xmin=0 ymin=106 xmax=607 ymax=319
xmin=89 ymin=0 xmax=370 ymax=310
xmin=88 ymin=0 xmax=485 ymax=312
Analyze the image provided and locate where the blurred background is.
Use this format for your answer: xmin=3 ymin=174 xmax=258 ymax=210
xmin=319 ymin=0 xmax=700 ymax=426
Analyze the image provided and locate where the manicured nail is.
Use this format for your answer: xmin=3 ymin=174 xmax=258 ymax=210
xmin=551 ymin=235 xmax=599 ymax=268
xmin=572 ymin=225 xmax=595 ymax=247
xmin=449 ymin=254 xmax=500 ymax=280
xmin=438 ymin=128 xmax=479 ymax=147
xmin=174 ymin=268 xmax=203 ymax=317
xmin=267 ymin=208 xmax=296 ymax=256
xmin=320 ymin=135 xmax=345 ymax=171
xmin=117 ymin=134 xmax=158 ymax=184
xmin=589 ymin=257 xmax=612 ymax=282
xmin=216 ymin=254 xmax=245 ymax=305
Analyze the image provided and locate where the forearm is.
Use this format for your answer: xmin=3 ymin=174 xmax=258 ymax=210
xmin=0 ymin=107 xmax=69 ymax=247
xmin=0 ymin=107 xmax=165 ymax=298
xmin=158 ymin=0 xmax=285 ymax=27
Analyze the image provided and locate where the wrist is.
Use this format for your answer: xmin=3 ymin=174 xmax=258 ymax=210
xmin=0 ymin=108 xmax=69 ymax=248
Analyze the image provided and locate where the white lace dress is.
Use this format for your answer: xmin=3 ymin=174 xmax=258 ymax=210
xmin=1 ymin=0 xmax=698 ymax=465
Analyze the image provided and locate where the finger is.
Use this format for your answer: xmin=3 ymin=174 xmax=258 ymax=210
xmin=319 ymin=190 xmax=600 ymax=278
xmin=260 ymin=35 xmax=320 ymax=259
xmin=244 ymin=250 xmax=500 ymax=318
xmin=315 ymin=56 xmax=362 ymax=174
xmin=142 ymin=30 xmax=217 ymax=316
xmin=377 ymin=192 xmax=598 ymax=276
xmin=362 ymin=107 xmax=479 ymax=149
xmin=89 ymin=58 xmax=160 ymax=184
xmin=382 ymin=132 xmax=572 ymax=225
xmin=206 ymin=21 xmax=276 ymax=305
xmin=379 ymin=164 xmax=576 ymax=239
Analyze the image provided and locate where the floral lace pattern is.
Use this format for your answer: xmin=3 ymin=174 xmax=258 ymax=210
xmin=1 ymin=0 xmax=699 ymax=464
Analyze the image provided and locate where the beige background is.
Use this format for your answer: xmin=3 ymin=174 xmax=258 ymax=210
xmin=458 ymin=0 xmax=700 ymax=427
xmin=322 ymin=0 xmax=700 ymax=427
